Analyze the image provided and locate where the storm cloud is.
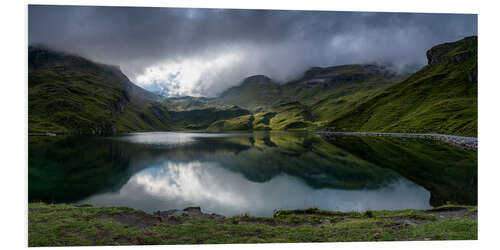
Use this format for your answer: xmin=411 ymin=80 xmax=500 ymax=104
xmin=28 ymin=5 xmax=477 ymax=97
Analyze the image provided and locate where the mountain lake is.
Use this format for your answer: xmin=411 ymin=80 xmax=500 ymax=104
xmin=29 ymin=131 xmax=477 ymax=217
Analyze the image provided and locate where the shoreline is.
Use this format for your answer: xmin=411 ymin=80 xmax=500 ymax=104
xmin=28 ymin=202 xmax=477 ymax=246
xmin=315 ymin=131 xmax=477 ymax=151
xmin=28 ymin=130 xmax=478 ymax=151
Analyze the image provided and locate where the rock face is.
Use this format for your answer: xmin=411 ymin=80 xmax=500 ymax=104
xmin=425 ymin=36 xmax=478 ymax=84
xmin=426 ymin=36 xmax=477 ymax=65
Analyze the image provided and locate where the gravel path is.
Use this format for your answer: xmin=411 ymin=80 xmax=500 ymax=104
xmin=315 ymin=131 xmax=477 ymax=151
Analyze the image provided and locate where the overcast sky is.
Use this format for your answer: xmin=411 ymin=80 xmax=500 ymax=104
xmin=28 ymin=5 xmax=477 ymax=97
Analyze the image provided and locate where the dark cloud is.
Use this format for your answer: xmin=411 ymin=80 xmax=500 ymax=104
xmin=28 ymin=5 xmax=477 ymax=97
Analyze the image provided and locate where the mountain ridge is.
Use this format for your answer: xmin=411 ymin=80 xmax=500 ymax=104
xmin=29 ymin=46 xmax=169 ymax=134
xmin=28 ymin=36 xmax=477 ymax=136
xmin=328 ymin=36 xmax=477 ymax=136
xmin=28 ymin=46 xmax=252 ymax=134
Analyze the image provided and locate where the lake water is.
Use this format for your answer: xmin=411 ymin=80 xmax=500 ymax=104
xmin=29 ymin=131 xmax=477 ymax=217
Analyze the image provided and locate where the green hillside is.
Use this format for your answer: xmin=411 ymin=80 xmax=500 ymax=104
xmin=328 ymin=36 xmax=477 ymax=136
xmin=211 ymin=75 xmax=281 ymax=112
xmin=167 ymin=105 xmax=250 ymax=130
xmin=207 ymin=101 xmax=315 ymax=131
xmin=206 ymin=64 xmax=404 ymax=131
xmin=30 ymin=36 xmax=478 ymax=136
xmin=28 ymin=47 xmax=249 ymax=134
xmin=28 ymin=46 xmax=172 ymax=134
xmin=163 ymin=96 xmax=216 ymax=111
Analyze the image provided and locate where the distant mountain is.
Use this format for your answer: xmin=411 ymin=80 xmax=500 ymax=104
xmin=328 ymin=36 xmax=477 ymax=136
xmin=163 ymin=96 xmax=216 ymax=111
xmin=207 ymin=37 xmax=477 ymax=136
xmin=168 ymin=105 xmax=250 ymax=130
xmin=207 ymin=64 xmax=405 ymax=131
xmin=29 ymin=36 xmax=477 ymax=136
xmin=213 ymin=75 xmax=281 ymax=112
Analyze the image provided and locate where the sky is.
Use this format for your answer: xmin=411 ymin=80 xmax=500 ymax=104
xmin=28 ymin=5 xmax=477 ymax=97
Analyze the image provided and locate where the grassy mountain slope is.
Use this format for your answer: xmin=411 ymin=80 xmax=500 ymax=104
xmin=28 ymin=46 xmax=171 ymax=134
xmin=163 ymin=96 xmax=216 ymax=111
xmin=207 ymin=101 xmax=315 ymax=131
xmin=167 ymin=105 xmax=250 ymax=130
xmin=207 ymin=64 xmax=403 ymax=131
xmin=328 ymin=36 xmax=477 ymax=136
xmin=211 ymin=75 xmax=282 ymax=112
xmin=32 ymin=36 xmax=476 ymax=135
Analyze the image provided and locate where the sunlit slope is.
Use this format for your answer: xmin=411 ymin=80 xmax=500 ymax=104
xmin=207 ymin=64 xmax=403 ymax=131
xmin=329 ymin=36 xmax=477 ymax=136
xmin=28 ymin=46 xmax=171 ymax=134
xmin=168 ymin=106 xmax=251 ymax=130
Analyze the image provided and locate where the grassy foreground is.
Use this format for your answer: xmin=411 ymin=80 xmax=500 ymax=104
xmin=28 ymin=203 xmax=477 ymax=246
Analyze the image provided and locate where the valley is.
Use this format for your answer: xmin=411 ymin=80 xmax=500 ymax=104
xmin=29 ymin=36 xmax=477 ymax=137
xmin=25 ymin=6 xmax=479 ymax=246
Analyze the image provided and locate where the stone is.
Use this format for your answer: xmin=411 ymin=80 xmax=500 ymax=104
xmin=403 ymin=219 xmax=417 ymax=226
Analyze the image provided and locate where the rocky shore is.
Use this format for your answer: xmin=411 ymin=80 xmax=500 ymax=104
xmin=315 ymin=131 xmax=477 ymax=151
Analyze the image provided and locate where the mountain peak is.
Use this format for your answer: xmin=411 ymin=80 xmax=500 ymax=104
xmin=426 ymin=36 xmax=477 ymax=65
xmin=28 ymin=45 xmax=122 ymax=74
xmin=241 ymin=75 xmax=273 ymax=85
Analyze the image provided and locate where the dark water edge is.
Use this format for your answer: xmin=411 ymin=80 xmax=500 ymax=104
xmin=321 ymin=134 xmax=477 ymax=206
xmin=28 ymin=131 xmax=477 ymax=216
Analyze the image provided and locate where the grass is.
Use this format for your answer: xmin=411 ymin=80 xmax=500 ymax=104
xmin=207 ymin=114 xmax=255 ymax=131
xmin=166 ymin=105 xmax=250 ymax=130
xmin=329 ymin=36 xmax=477 ymax=137
xmin=28 ymin=46 xmax=171 ymax=134
xmin=214 ymin=75 xmax=282 ymax=112
xmin=199 ymin=37 xmax=477 ymax=137
xmin=28 ymin=203 xmax=477 ymax=246
xmin=204 ymin=64 xmax=404 ymax=132
xmin=29 ymin=37 xmax=477 ymax=136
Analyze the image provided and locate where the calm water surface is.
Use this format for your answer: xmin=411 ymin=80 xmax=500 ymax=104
xmin=29 ymin=131 xmax=477 ymax=217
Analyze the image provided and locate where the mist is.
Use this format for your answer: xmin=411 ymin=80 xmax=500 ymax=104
xmin=29 ymin=5 xmax=477 ymax=97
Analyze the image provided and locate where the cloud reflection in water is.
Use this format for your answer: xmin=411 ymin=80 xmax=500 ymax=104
xmin=81 ymin=161 xmax=431 ymax=217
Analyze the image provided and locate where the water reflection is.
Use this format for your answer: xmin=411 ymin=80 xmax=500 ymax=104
xmin=114 ymin=132 xmax=244 ymax=147
xmin=81 ymin=160 xmax=430 ymax=217
xmin=28 ymin=131 xmax=476 ymax=216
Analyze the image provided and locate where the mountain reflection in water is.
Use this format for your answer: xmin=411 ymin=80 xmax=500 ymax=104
xmin=29 ymin=131 xmax=476 ymax=217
